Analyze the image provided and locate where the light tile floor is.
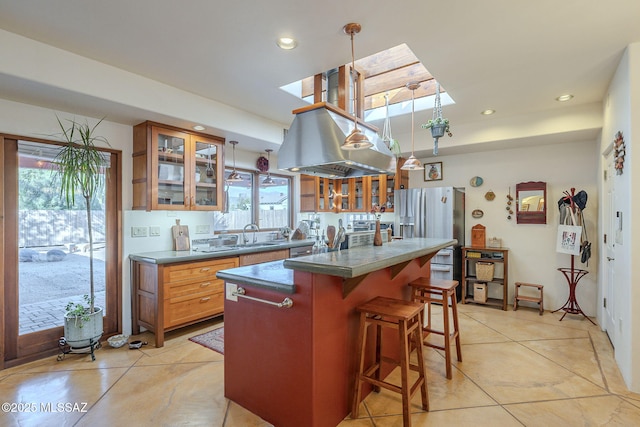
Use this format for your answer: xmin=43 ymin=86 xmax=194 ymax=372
xmin=1 ymin=303 xmax=639 ymax=426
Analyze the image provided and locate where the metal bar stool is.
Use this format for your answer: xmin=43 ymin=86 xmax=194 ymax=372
xmin=409 ymin=278 xmax=462 ymax=380
xmin=352 ymin=296 xmax=429 ymax=427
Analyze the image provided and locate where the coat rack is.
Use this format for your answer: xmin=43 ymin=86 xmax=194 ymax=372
xmin=552 ymin=188 xmax=595 ymax=324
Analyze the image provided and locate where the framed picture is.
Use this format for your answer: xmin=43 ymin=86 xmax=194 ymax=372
xmin=424 ymin=162 xmax=443 ymax=181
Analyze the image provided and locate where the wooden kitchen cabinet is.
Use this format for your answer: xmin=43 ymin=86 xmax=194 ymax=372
xmin=131 ymin=256 xmax=239 ymax=347
xmin=298 ymin=159 xmax=408 ymax=213
xmin=299 ymin=174 xmax=318 ymax=212
xmin=132 ymin=121 xmax=225 ymax=211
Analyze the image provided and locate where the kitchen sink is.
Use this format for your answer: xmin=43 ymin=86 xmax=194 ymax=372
xmin=236 ymin=242 xmax=280 ymax=248
xmin=194 ymin=242 xmax=283 ymax=252
xmin=195 ymin=246 xmax=237 ymax=253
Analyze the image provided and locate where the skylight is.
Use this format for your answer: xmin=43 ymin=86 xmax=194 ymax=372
xmin=280 ymin=43 xmax=454 ymax=121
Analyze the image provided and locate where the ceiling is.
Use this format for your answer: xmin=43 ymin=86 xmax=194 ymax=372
xmin=1 ymin=0 xmax=639 ymax=159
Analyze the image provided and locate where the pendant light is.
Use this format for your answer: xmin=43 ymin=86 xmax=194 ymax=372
xmin=226 ymin=140 xmax=243 ymax=182
xmin=401 ymin=82 xmax=424 ymax=171
xmin=261 ymin=149 xmax=276 ymax=186
xmin=341 ymin=23 xmax=372 ymax=151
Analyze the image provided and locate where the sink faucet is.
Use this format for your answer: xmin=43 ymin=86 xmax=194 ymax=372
xmin=243 ymin=223 xmax=260 ymax=244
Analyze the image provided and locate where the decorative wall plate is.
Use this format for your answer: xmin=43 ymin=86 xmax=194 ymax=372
xmin=256 ymin=155 xmax=269 ymax=172
xmin=485 ymin=190 xmax=496 ymax=201
xmin=470 ymin=176 xmax=484 ymax=187
xmin=472 ymin=209 xmax=484 ymax=218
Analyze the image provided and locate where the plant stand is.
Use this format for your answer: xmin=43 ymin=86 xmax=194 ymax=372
xmin=553 ymin=256 xmax=595 ymax=325
xmin=57 ymin=336 xmax=102 ymax=362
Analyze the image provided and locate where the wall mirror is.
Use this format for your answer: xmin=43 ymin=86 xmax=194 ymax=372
xmin=516 ymin=181 xmax=546 ymax=224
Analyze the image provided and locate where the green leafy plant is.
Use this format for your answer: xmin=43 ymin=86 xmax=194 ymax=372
xmin=387 ymin=138 xmax=402 ymax=157
xmin=65 ymin=295 xmax=94 ymax=327
xmin=422 ymin=117 xmax=452 ymax=136
xmin=53 ymin=116 xmax=110 ymax=322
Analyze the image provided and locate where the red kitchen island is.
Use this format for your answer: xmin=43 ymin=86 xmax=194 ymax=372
xmin=216 ymin=238 xmax=455 ymax=427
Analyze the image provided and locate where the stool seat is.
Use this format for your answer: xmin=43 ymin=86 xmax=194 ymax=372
xmin=356 ymin=296 xmax=425 ymax=320
xmin=409 ymin=278 xmax=462 ymax=380
xmin=514 ymin=282 xmax=544 ymax=315
xmin=410 ymin=277 xmax=458 ymax=293
xmin=352 ymin=296 xmax=429 ymax=426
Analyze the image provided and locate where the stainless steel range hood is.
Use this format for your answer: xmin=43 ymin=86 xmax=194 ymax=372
xmin=278 ymin=103 xmax=396 ymax=178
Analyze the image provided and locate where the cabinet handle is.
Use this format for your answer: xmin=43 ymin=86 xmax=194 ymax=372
xmin=200 ymin=267 xmax=211 ymax=272
xmin=200 ymin=282 xmax=211 ymax=287
xmin=200 ymin=297 xmax=211 ymax=302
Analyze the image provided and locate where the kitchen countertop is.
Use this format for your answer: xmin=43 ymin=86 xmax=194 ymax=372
xmin=216 ymin=238 xmax=456 ymax=294
xmin=128 ymin=238 xmax=315 ymax=264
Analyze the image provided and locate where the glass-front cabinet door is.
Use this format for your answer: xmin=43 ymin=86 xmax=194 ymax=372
xmin=370 ymin=175 xmax=387 ymax=211
xmin=318 ymin=178 xmax=326 ymax=211
xmin=191 ymin=136 xmax=223 ymax=210
xmin=352 ymin=177 xmax=366 ymax=212
xmin=154 ymin=128 xmax=187 ymax=209
xmin=385 ymin=174 xmax=396 ymax=212
xmin=340 ymin=180 xmax=350 ymax=211
xmin=150 ymin=127 xmax=223 ymax=211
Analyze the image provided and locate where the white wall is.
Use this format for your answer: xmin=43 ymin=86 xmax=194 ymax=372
xmin=600 ymin=42 xmax=640 ymax=392
xmin=406 ymin=140 xmax=599 ymax=315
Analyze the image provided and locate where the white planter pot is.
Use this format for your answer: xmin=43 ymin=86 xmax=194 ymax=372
xmin=430 ymin=123 xmax=446 ymax=138
xmin=63 ymin=306 xmax=103 ymax=348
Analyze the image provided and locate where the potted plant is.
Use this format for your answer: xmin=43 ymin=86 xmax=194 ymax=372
xmin=53 ymin=116 xmax=109 ymax=351
xmin=421 ymin=81 xmax=453 ymax=155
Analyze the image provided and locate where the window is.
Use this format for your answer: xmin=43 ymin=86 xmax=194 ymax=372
xmin=219 ymin=169 xmax=291 ymax=232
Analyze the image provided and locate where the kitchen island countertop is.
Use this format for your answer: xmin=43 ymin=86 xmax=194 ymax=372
xmin=216 ymin=238 xmax=455 ymax=294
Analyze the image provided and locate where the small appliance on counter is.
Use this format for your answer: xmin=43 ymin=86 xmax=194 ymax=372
xmin=340 ymin=230 xmax=375 ymax=250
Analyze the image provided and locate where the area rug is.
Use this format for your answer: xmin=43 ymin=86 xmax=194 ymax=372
xmin=189 ymin=327 xmax=224 ymax=355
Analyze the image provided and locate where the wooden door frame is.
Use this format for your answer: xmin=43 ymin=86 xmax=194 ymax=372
xmin=1 ymin=134 xmax=122 ymax=368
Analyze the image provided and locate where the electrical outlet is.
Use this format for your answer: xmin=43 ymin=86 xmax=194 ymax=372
xmin=131 ymin=226 xmax=148 ymax=237
xmin=195 ymin=224 xmax=211 ymax=234
xmin=226 ymin=283 xmax=238 ymax=302
xmin=149 ymin=226 xmax=161 ymax=236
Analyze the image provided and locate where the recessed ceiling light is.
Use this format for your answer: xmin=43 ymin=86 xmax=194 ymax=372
xmin=556 ymin=94 xmax=574 ymax=102
xmin=193 ymin=125 xmax=205 ymax=131
xmin=276 ymin=37 xmax=297 ymax=50
xmin=481 ymin=109 xmax=495 ymax=115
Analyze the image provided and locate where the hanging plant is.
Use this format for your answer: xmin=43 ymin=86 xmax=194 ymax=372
xmin=421 ymin=81 xmax=452 ymax=155
xmin=381 ymin=93 xmax=401 ymax=157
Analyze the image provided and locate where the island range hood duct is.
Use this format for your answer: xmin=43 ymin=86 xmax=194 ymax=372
xmin=278 ymin=102 xmax=397 ymax=178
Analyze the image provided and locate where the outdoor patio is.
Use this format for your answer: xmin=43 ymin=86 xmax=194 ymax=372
xmin=18 ymin=246 xmax=106 ymax=336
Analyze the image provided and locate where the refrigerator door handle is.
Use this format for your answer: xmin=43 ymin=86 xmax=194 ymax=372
xmin=431 ymin=265 xmax=452 ymax=272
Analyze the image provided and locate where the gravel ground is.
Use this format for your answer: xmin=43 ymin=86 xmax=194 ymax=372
xmin=19 ymin=247 xmax=106 ymax=305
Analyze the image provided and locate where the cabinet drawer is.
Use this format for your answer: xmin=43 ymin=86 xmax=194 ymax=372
xmin=164 ymin=291 xmax=224 ymax=329
xmin=165 ymin=278 xmax=224 ymax=300
xmin=239 ymin=249 xmax=289 ymax=266
xmin=164 ymin=257 xmax=239 ymax=282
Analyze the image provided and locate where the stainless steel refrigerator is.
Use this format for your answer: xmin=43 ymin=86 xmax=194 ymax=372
xmin=395 ymin=187 xmax=465 ymax=297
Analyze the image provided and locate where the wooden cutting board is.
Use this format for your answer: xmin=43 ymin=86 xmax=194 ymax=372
xmin=326 ymin=226 xmax=336 ymax=249
xmin=172 ymin=219 xmax=190 ymax=251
